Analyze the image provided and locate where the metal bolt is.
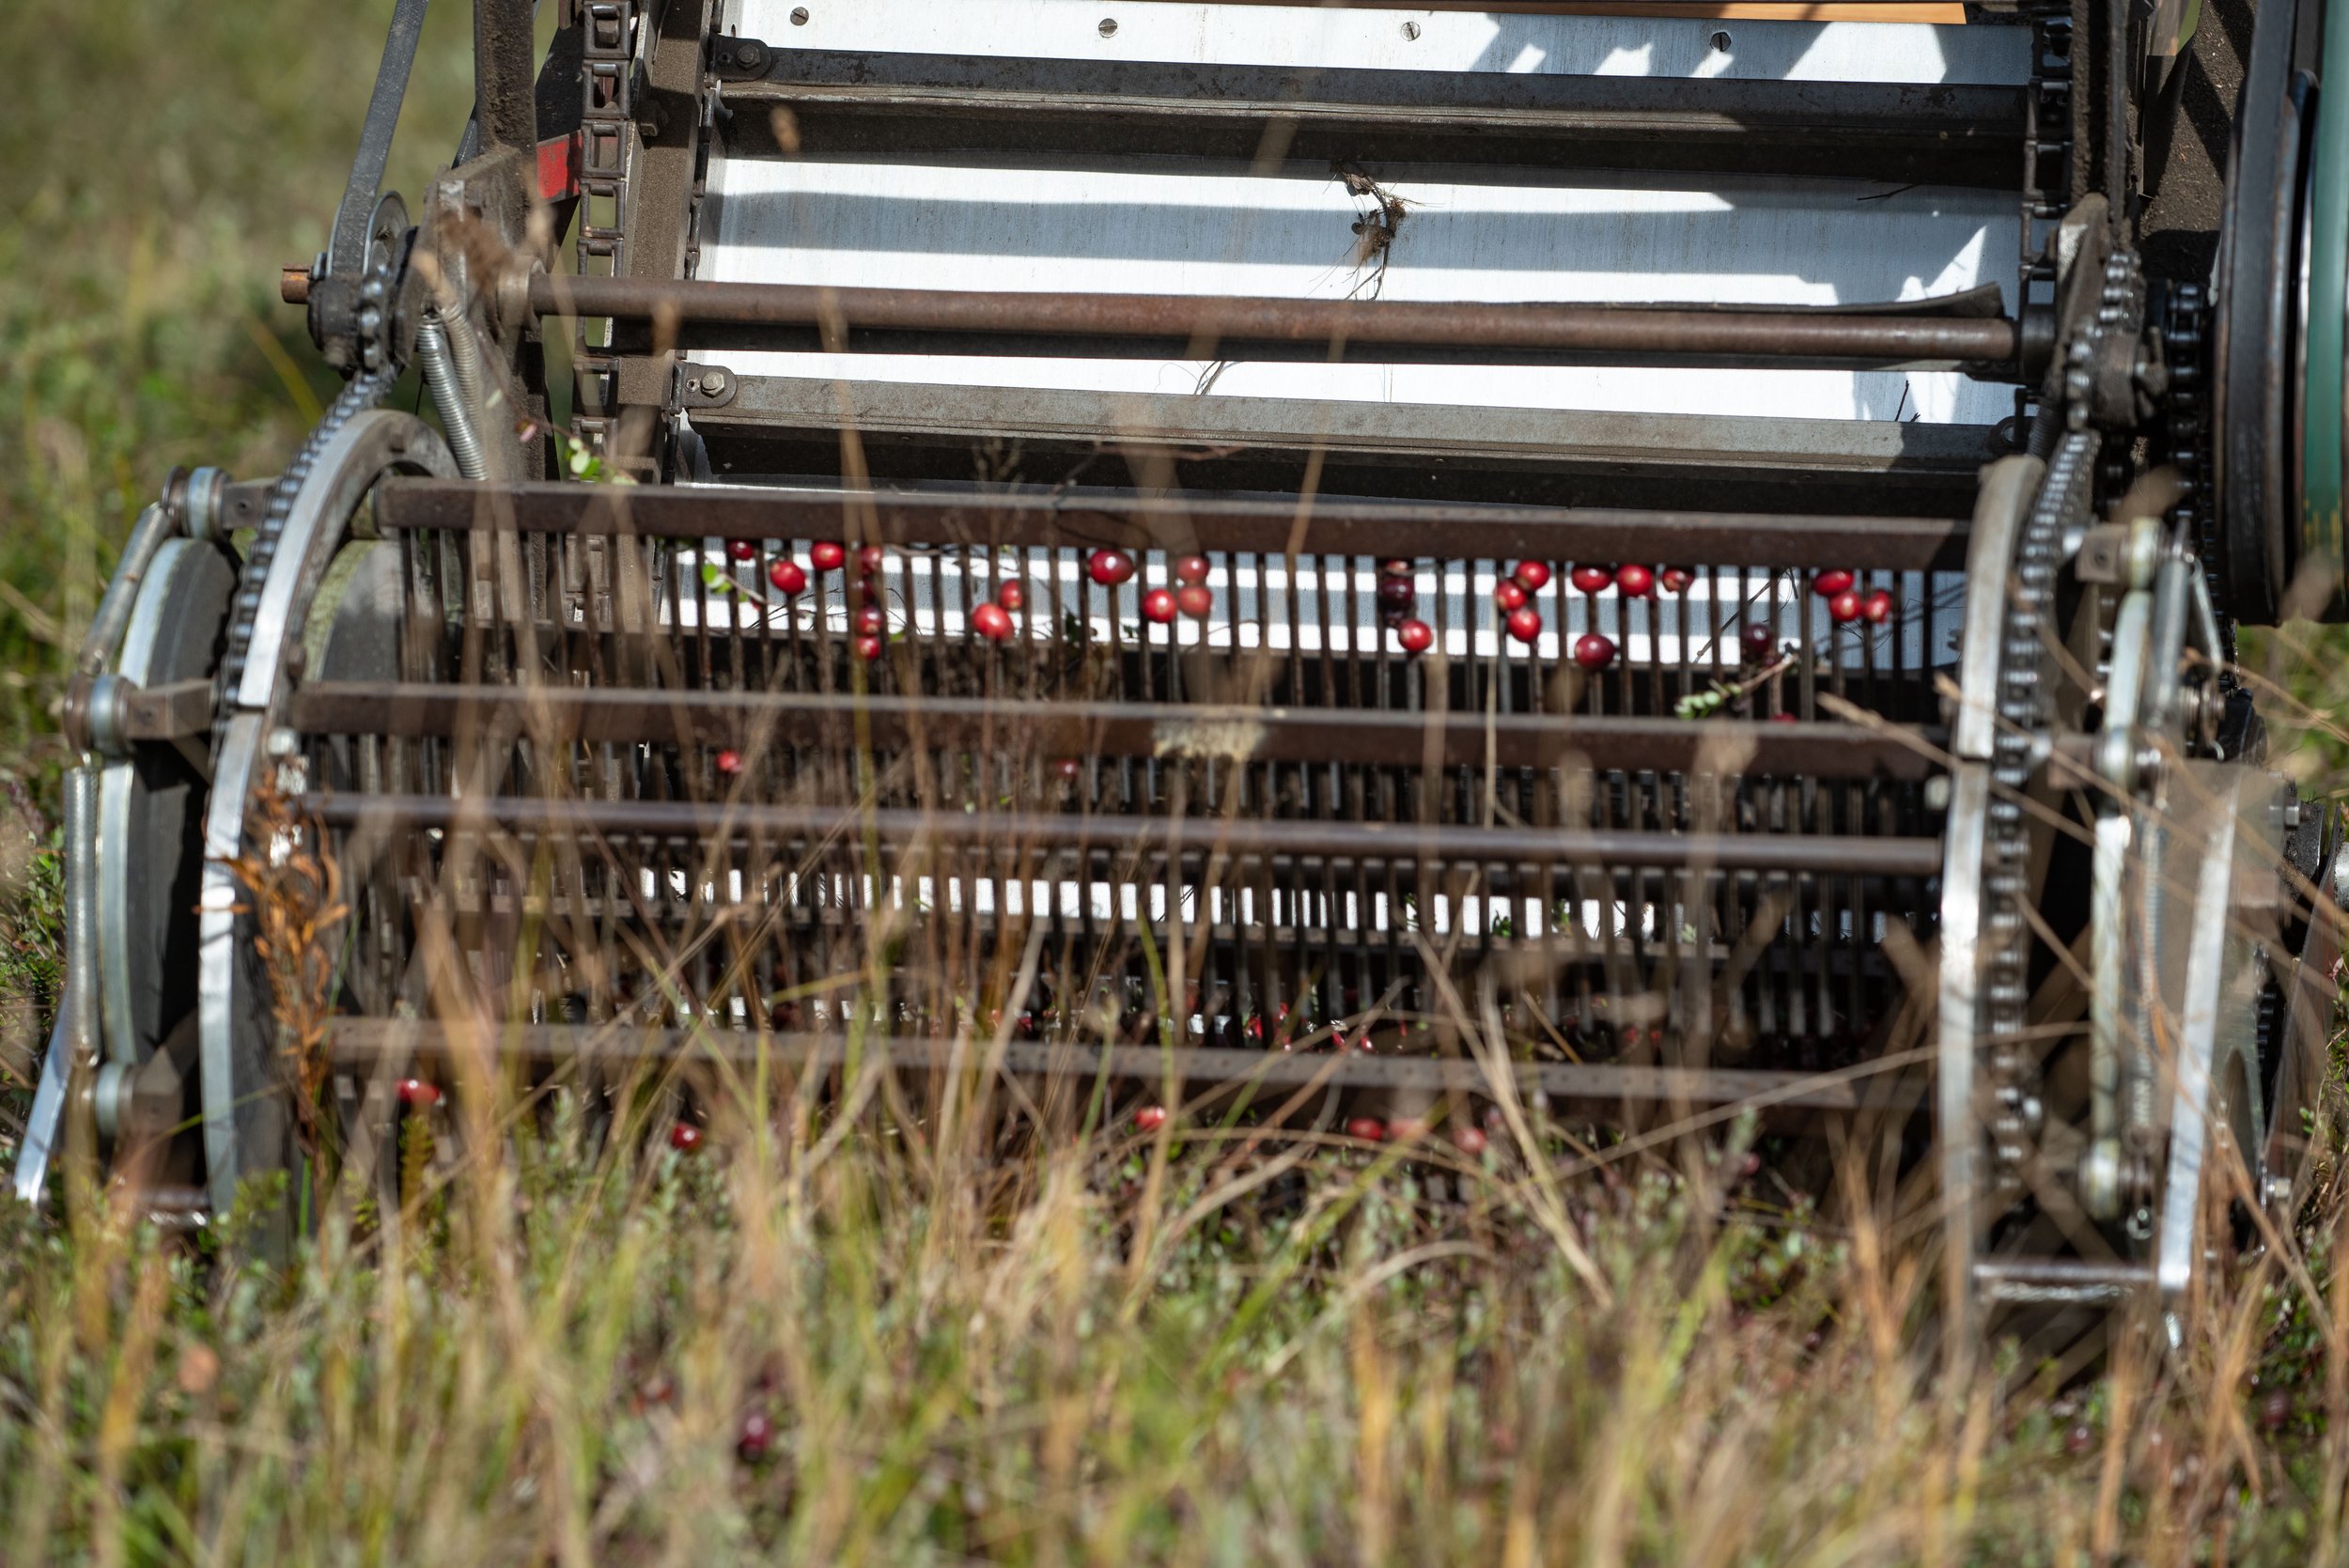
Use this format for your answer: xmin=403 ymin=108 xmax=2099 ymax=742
xmin=737 ymin=39 xmax=767 ymax=67
xmin=791 ymin=6 xmax=810 ymax=22
xmin=701 ymin=368 xmax=727 ymax=396
xmin=1401 ymin=20 xmax=1421 ymax=39
xmin=1098 ymin=16 xmax=1117 ymax=37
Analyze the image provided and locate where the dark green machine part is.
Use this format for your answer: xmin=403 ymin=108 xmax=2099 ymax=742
xmin=2212 ymin=0 xmax=2349 ymax=622
xmin=2304 ymin=0 xmax=2349 ymax=613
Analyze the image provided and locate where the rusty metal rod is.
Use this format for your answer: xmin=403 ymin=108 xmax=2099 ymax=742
xmin=526 ymin=275 xmax=2021 ymax=370
xmin=372 ymin=480 xmax=1972 ymax=571
xmin=1971 ymin=1258 xmax=2151 ymax=1304
xmin=288 ymin=683 xmax=1946 ymax=782
xmin=303 ymin=792 xmax=1943 ymax=877
xmin=328 ymin=1021 xmax=1922 ymax=1110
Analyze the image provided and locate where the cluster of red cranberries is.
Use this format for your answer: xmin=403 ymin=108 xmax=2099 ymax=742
xmin=969 ymin=575 xmax=1027 ymax=644
xmin=1138 ymin=551 xmax=1215 ymax=625
xmin=731 ymin=536 xmax=893 ymax=660
xmin=1811 ymin=569 xmax=1894 ymax=625
xmin=1374 ymin=560 xmax=1750 ymax=670
xmin=1377 ymin=558 xmax=1438 ymax=654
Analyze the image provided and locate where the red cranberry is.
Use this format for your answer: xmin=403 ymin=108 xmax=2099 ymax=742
xmin=809 ymin=540 xmax=846 ymax=571
xmin=1741 ymin=621 xmax=1778 ymax=660
xmin=1133 ymin=1105 xmax=1169 ymax=1133
xmin=2262 ymin=1390 xmax=2293 ymax=1431
xmin=971 ymin=602 xmax=1014 ymax=642
xmin=1659 ymin=567 xmax=1695 ymax=595
xmin=1087 ymin=549 xmax=1136 ymax=586
xmin=669 ymin=1121 xmax=703 ymax=1152
xmin=853 ymin=633 xmax=884 ymax=661
xmin=1573 ymin=632 xmax=1616 ymax=671
xmin=1053 ymin=757 xmax=1082 ymax=782
xmin=1452 ymin=1125 xmax=1487 ymax=1156
xmin=1512 ymin=560 xmax=1552 ymax=592
xmin=738 ymin=1410 xmax=775 ymax=1462
xmin=1379 ymin=557 xmax=1414 ymax=577
xmin=1770 ymin=711 xmax=1799 ymax=723
xmin=1570 ymin=565 xmax=1614 ymax=594
xmin=855 ymin=544 xmax=885 ymax=577
xmin=1396 ymin=617 xmax=1434 ymax=654
xmin=1505 ymin=607 xmax=1542 ymax=644
xmin=1827 ymin=589 xmax=1861 ymax=624
xmin=1614 ymin=564 xmax=1655 ymax=598
xmin=1175 ymin=584 xmax=1212 ymax=619
xmin=396 ymin=1078 xmax=442 ymax=1108
xmin=1812 ymin=569 xmax=1855 ymax=598
xmin=727 ymin=539 xmax=757 ymax=563
xmin=1345 ymin=1116 xmax=1387 ymax=1143
xmin=1377 ymin=575 xmax=1417 ymax=609
xmin=767 ymin=559 xmax=806 ymax=595
xmin=1174 ymin=554 xmax=1210 ymax=584
xmin=1141 ymin=588 xmax=1178 ymax=624
xmin=996 ymin=580 xmax=1025 ymax=612
xmin=1493 ymin=580 xmax=1528 ymax=613
xmin=1860 ymin=589 xmax=1893 ymax=624
xmin=853 ymin=603 xmax=886 ymax=637
xmin=716 ymin=748 xmax=744 ymax=776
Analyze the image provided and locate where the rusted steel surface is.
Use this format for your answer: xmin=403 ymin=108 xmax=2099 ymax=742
xmin=289 ymin=683 xmax=1946 ymax=781
xmin=529 ymin=275 xmax=2022 ymax=371
xmin=714 ymin=46 xmax=2023 ymax=186
xmin=373 ymin=479 xmax=1972 ymax=570
xmin=328 ymin=1020 xmax=1924 ymax=1110
xmin=678 ymin=378 xmax=2004 ymax=514
xmin=303 ymin=792 xmax=1943 ymax=876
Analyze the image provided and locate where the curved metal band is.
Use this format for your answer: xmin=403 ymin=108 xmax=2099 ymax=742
xmin=200 ymin=412 xmax=453 ymax=1218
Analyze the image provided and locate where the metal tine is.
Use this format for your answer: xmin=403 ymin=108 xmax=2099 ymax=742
xmin=1139 ymin=550 xmax=1159 ymax=705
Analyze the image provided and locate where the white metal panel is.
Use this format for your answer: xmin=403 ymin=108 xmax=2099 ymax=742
xmin=701 ymin=160 xmax=2017 ymax=424
xmin=729 ymin=1 xmax=2032 ymax=85
xmin=704 ymin=1 xmax=2027 ymax=427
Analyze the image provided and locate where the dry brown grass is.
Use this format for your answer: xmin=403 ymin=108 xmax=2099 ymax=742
xmin=8 ymin=4 xmax=2349 ymax=1563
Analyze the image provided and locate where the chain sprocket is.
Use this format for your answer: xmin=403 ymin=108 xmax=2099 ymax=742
xmin=1974 ymin=249 xmax=2146 ymax=1192
xmin=213 ymin=257 xmax=403 ymax=748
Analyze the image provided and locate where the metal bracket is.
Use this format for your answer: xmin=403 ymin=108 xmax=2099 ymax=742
xmin=681 ymin=362 xmax=739 ymax=409
xmin=84 ymin=678 xmax=218 ymax=781
xmin=709 ymin=35 xmax=772 ymax=82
